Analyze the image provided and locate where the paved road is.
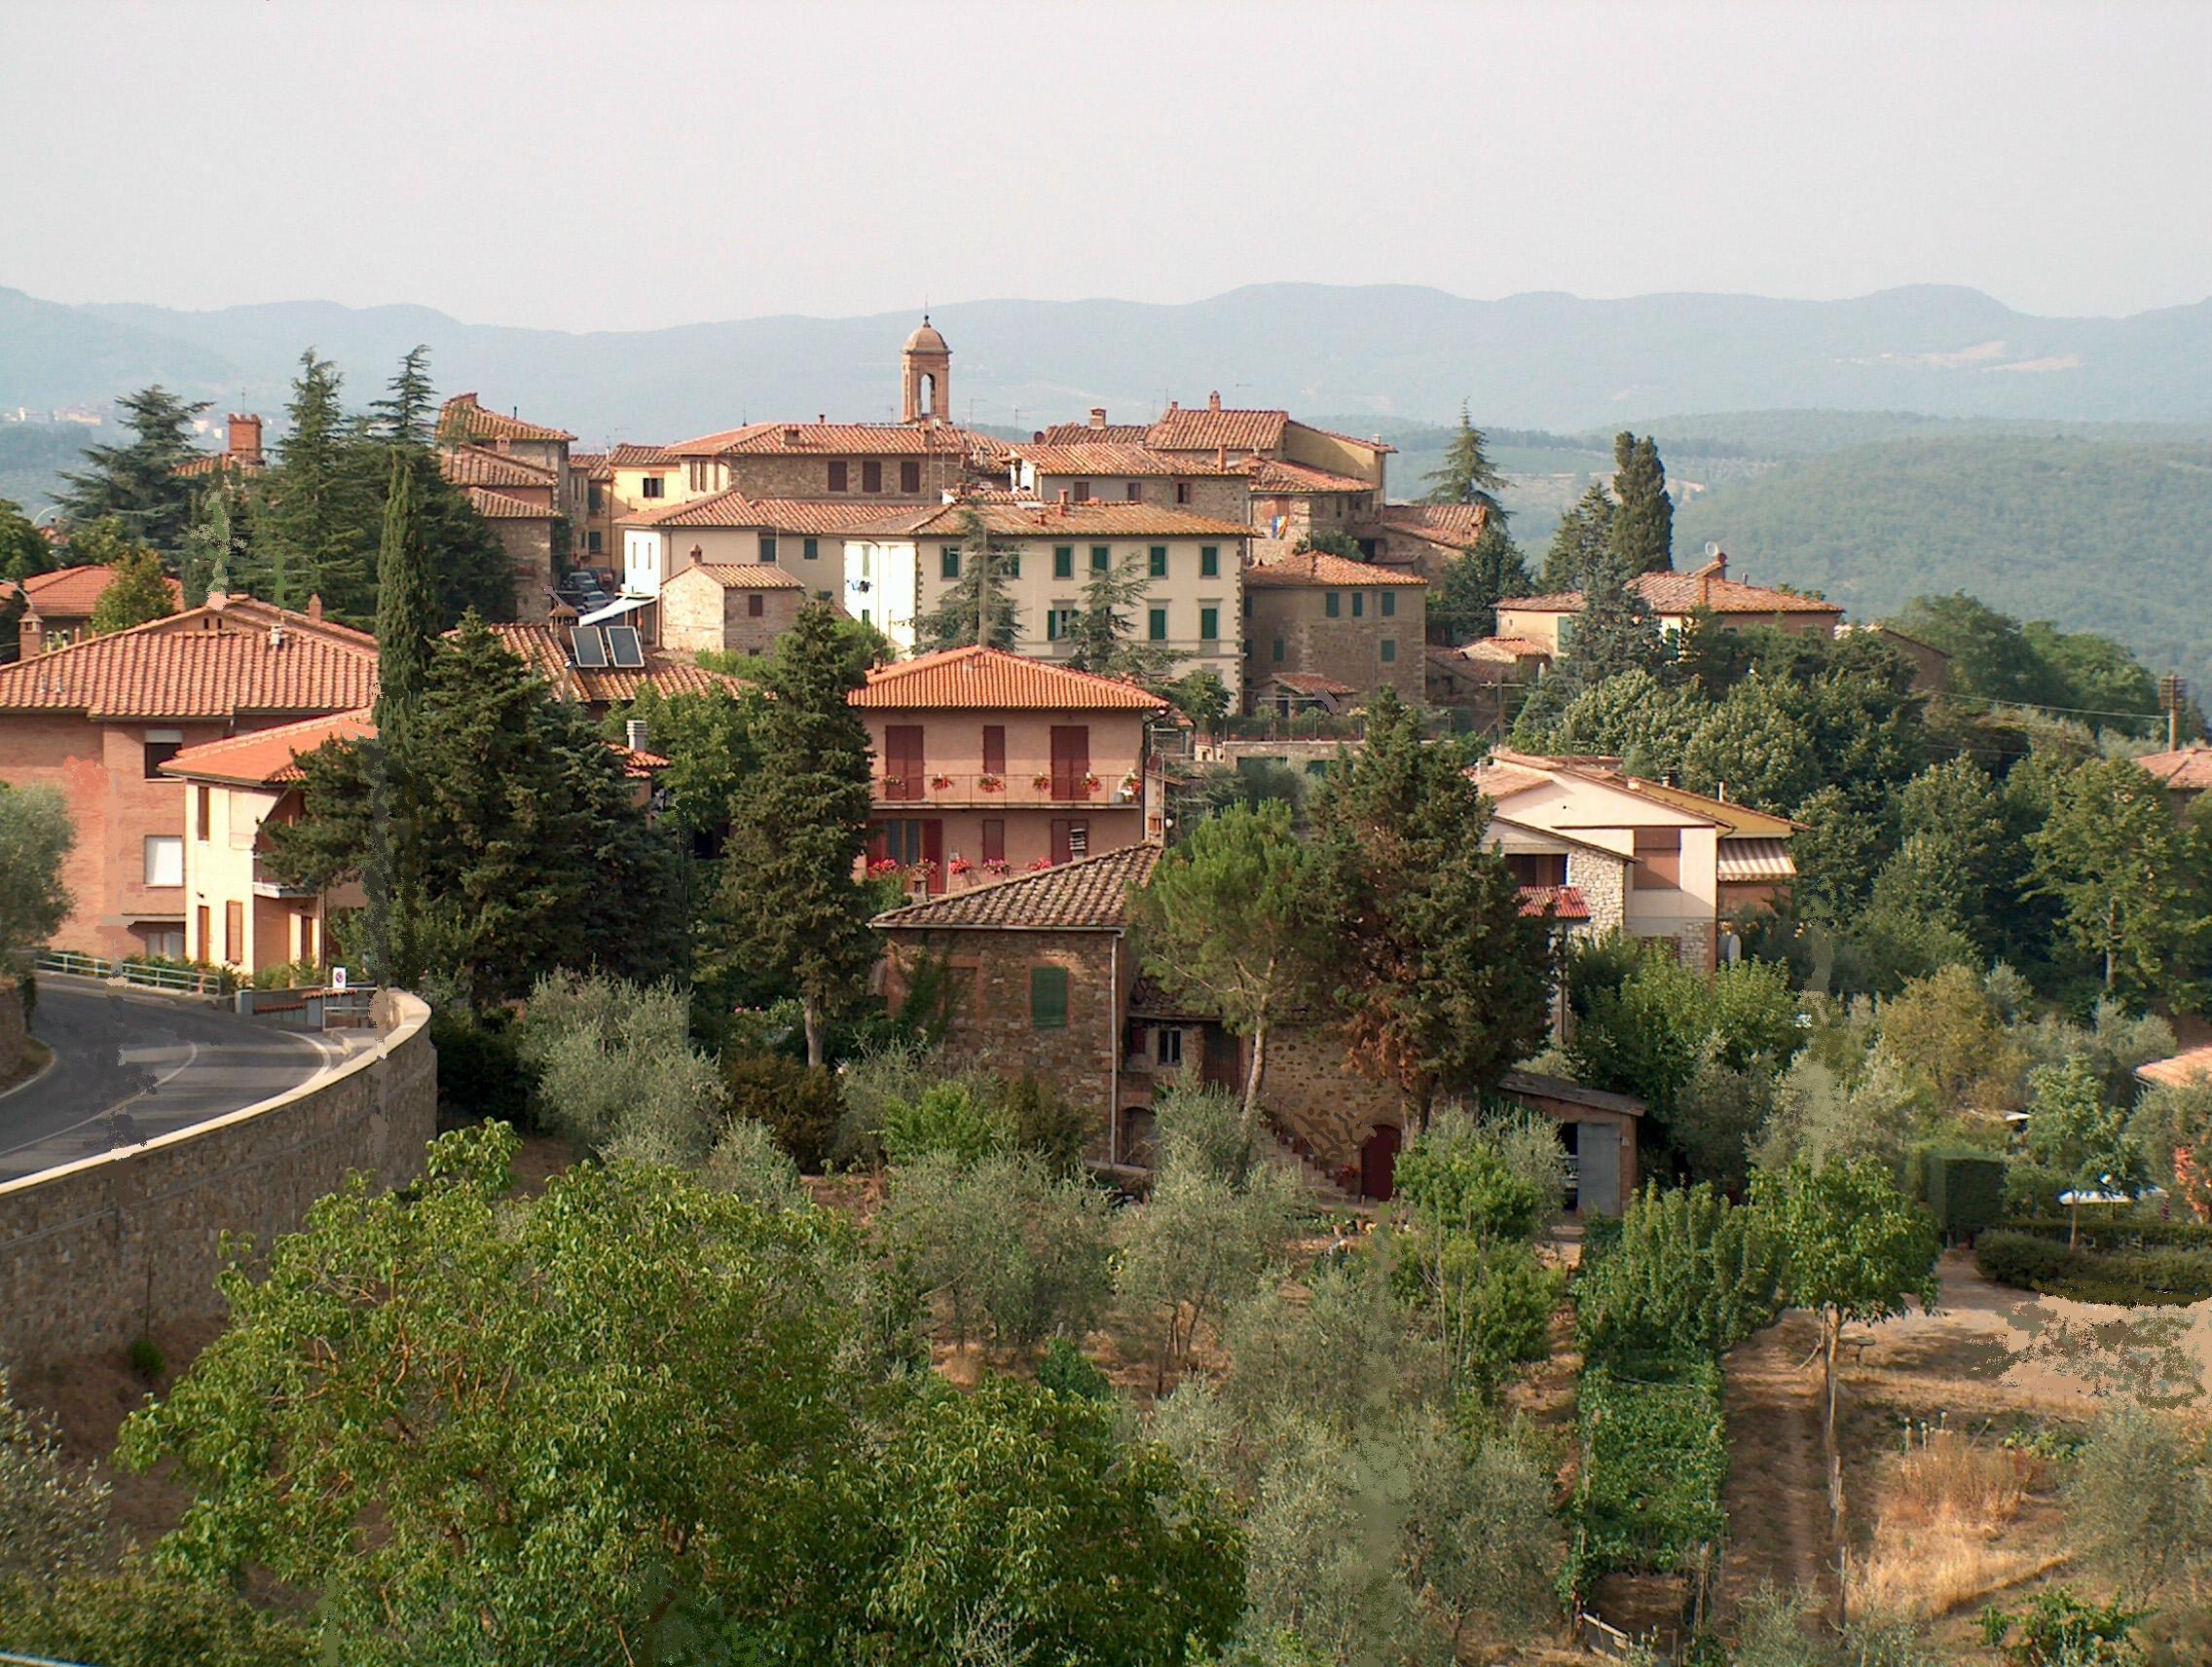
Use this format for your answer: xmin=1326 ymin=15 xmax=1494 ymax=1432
xmin=0 ymin=977 xmax=334 ymax=1182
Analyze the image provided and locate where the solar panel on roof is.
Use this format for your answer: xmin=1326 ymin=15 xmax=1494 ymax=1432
xmin=605 ymin=626 xmax=645 ymax=668
xmin=570 ymin=627 xmax=608 ymax=668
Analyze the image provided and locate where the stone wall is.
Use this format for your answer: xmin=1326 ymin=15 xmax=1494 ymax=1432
xmin=1262 ymin=1022 xmax=1406 ymax=1174
xmin=0 ymin=989 xmax=436 ymax=1365
xmin=0 ymin=979 xmax=23 ymax=1081
xmin=1243 ymin=585 xmax=1426 ymax=708
xmin=724 ymin=454 xmax=962 ymax=500
xmin=492 ymin=519 xmax=556 ymax=622
xmin=1567 ymin=847 xmax=1627 ymax=939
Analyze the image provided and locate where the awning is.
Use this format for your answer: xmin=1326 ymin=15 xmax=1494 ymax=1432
xmin=579 ymin=595 xmax=653 ymax=625
xmin=1716 ymin=836 xmax=1795 ymax=883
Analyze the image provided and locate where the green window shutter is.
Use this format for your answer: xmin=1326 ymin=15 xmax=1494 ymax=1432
xmin=1200 ymin=545 xmax=1219 ymax=577
xmin=1054 ymin=545 xmax=1074 ymax=578
xmin=1351 ymin=592 xmax=1364 ymax=618
xmin=1199 ymin=607 xmax=1218 ymax=641
xmin=940 ymin=545 xmax=961 ymax=579
xmin=1047 ymin=610 xmax=1063 ymax=642
xmin=1557 ymin=617 xmax=1575 ymax=649
xmin=1005 ymin=551 xmax=1021 ymax=577
xmin=1325 ymin=592 xmax=1341 ymax=617
xmin=761 ymin=536 xmax=778 ymax=563
xmin=803 ymin=537 xmax=820 ymax=561
xmin=1090 ymin=545 xmax=1110 ymax=573
xmin=1030 ymin=965 xmax=1070 ymax=1028
xmin=1381 ymin=639 xmax=1397 ymax=663
xmin=1272 ymin=638 xmax=1285 ymax=663
xmin=1149 ymin=545 xmax=1167 ymax=577
xmin=1381 ymin=591 xmax=1395 ymax=616
xmin=1148 ymin=607 xmax=1168 ymax=642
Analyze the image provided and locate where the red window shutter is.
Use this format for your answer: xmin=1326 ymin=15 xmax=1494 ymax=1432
xmin=982 ymin=724 xmax=1006 ymax=776
xmin=900 ymin=460 xmax=920 ymax=493
xmin=981 ymin=819 xmax=1005 ymax=863
xmin=863 ymin=460 xmax=882 ymax=492
xmin=884 ymin=724 xmax=924 ymax=801
xmin=1050 ymin=819 xmax=1071 ymax=866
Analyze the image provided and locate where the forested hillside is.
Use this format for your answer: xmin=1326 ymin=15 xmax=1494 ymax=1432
xmin=1675 ymin=435 xmax=2212 ymax=696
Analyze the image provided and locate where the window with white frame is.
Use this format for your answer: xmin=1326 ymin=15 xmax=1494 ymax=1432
xmin=144 ymin=835 xmax=184 ymax=887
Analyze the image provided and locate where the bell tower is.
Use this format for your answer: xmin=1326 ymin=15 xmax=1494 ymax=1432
xmin=901 ymin=316 xmax=950 ymax=424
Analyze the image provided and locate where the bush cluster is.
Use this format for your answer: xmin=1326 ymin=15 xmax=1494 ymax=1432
xmin=1975 ymin=1228 xmax=2212 ymax=1306
xmin=1567 ymin=1357 xmax=1726 ymax=1598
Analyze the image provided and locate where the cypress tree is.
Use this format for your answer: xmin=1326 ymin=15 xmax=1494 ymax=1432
xmin=1422 ymin=401 xmax=1510 ymax=526
xmin=373 ymin=452 xmax=439 ymax=733
xmin=707 ymin=601 xmax=877 ymax=1066
xmin=1609 ymin=431 xmax=1674 ymax=574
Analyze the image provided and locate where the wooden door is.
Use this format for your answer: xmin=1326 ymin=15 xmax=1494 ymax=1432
xmin=1578 ymin=1121 xmax=1620 ymax=1217
xmin=884 ymin=724 xmax=924 ymax=801
xmin=1359 ymin=1124 xmax=1402 ymax=1202
xmin=921 ymin=820 xmax=944 ymax=893
xmin=224 ymin=901 xmax=243 ymax=967
xmin=1050 ymin=724 xmax=1089 ymax=799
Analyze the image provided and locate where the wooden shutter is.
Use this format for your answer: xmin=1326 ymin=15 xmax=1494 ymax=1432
xmin=1050 ymin=725 xmax=1089 ymax=798
xmin=981 ymin=724 xmax=1006 ymax=776
xmin=981 ymin=819 xmax=1005 ymax=863
xmin=1030 ymin=965 xmax=1069 ymax=1028
xmin=224 ymin=900 xmax=242 ymax=965
xmin=883 ymin=724 xmax=924 ymax=801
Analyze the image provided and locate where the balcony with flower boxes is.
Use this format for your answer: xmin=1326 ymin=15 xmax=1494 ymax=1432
xmin=869 ymin=769 xmax=1140 ymax=809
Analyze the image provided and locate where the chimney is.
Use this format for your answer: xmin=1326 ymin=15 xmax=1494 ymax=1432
xmin=626 ymin=719 xmax=649 ymax=754
xmin=783 ymin=426 xmax=801 ymax=445
xmin=1056 ymin=489 xmax=1070 ymax=508
xmin=19 ymin=615 xmax=41 ymax=656
xmin=1216 ymin=443 xmax=1227 ymax=470
xmin=306 ymin=593 xmax=322 ymax=622
xmin=1088 ymin=407 xmax=1107 ymax=429
xmin=204 ymin=589 xmax=229 ymax=611
xmin=1207 ymin=390 xmax=1222 ymax=411
xmin=226 ymin=412 xmax=263 ymax=466
xmin=1165 ymin=399 xmax=1178 ymax=414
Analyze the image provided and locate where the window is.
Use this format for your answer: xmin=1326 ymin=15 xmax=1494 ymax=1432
xmin=748 ymin=594 xmax=765 ymax=617
xmin=1199 ymin=607 xmax=1219 ymax=642
xmin=940 ymin=544 xmax=961 ymax=579
xmin=1072 ymin=480 xmax=1091 ymax=502
xmin=1175 ymin=481 xmax=1192 ymax=504
xmin=195 ymin=906 xmax=208 ymax=958
xmin=981 ymin=725 xmax=1006 ymax=776
xmin=1051 ymin=818 xmax=1088 ymax=864
xmin=1505 ymin=852 xmax=1569 ymax=887
xmin=1048 ymin=606 xmax=1079 ymax=641
xmin=1156 ymin=1026 xmax=1184 ymax=1066
xmin=1148 ymin=546 xmax=1167 ymax=577
xmin=863 ymin=460 xmax=882 ymax=492
xmin=1199 ymin=544 xmax=1219 ymax=577
xmin=1555 ymin=616 xmax=1575 ymax=650
xmin=143 ymin=835 xmax=183 ymax=887
xmin=1633 ymin=827 xmax=1682 ymax=891
xmin=760 ymin=536 xmax=778 ymax=564
xmin=224 ymin=900 xmax=241 ymax=965
xmin=1090 ymin=545 xmax=1110 ymax=574
xmin=1030 ymin=965 xmax=1070 ymax=1029
xmin=1053 ymin=545 xmax=1074 ymax=578
xmin=1003 ymin=551 xmax=1020 ymax=577
xmin=829 ymin=461 xmax=848 ymax=492
xmin=980 ymin=819 xmax=1006 ymax=864
xmin=642 ymin=476 xmax=665 ymax=499
xmin=586 ymin=531 xmax=603 ymax=554
xmin=876 ymin=819 xmax=931 ymax=866
xmin=1125 ymin=481 xmax=1142 ymax=502
xmin=143 ymin=729 xmax=183 ymax=779
xmin=1381 ymin=591 xmax=1396 ymax=617
xmin=1272 ymin=638 xmax=1285 ymax=663
xmin=1380 ymin=638 xmax=1397 ymax=663
xmin=1148 ymin=607 xmax=1167 ymax=642
xmin=139 ymin=925 xmax=184 ymax=960
xmin=195 ymin=785 xmax=210 ymax=841
xmin=1351 ymin=592 xmax=1365 ymax=618
xmin=1324 ymin=592 xmax=1341 ymax=618
xmin=803 ymin=537 xmax=819 ymax=561
xmin=587 ymin=486 xmax=603 ymax=512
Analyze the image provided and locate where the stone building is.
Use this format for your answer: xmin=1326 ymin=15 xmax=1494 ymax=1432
xmin=1495 ymin=550 xmax=1842 ymax=657
xmin=440 ymin=393 xmax=575 ymax=481
xmin=461 ymin=486 xmax=561 ymax=623
xmin=874 ymin=842 xmax=1161 ymax=1167
xmin=619 ymin=492 xmax=894 ymax=619
xmin=1240 ymin=548 xmax=1427 ymax=710
xmin=1009 ymin=438 xmax=1251 ymax=525
xmin=658 ymin=563 xmax=808 ymax=657
xmin=0 ymin=596 xmax=378 ymax=961
xmin=566 ymin=450 xmax=614 ymax=569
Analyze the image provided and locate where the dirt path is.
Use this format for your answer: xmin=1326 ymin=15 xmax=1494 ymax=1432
xmin=1718 ymin=1310 xmax=1834 ymax=1619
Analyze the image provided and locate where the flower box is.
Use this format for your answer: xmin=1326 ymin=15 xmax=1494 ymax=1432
xmin=930 ymin=775 xmax=953 ymax=791
xmin=978 ymin=775 xmax=1004 ymax=792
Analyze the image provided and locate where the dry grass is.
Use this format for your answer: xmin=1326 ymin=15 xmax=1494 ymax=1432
xmin=1847 ymin=1427 xmax=2059 ymax=1618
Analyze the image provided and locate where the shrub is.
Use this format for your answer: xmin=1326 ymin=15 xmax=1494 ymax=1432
xmin=1975 ymin=1229 xmax=2212 ymax=1306
xmin=1911 ymin=1145 xmax=2008 ymax=1242
xmin=2002 ymin=1162 xmax=2071 ymax=1220
xmin=1151 ymin=1082 xmax=1256 ymax=1186
xmin=517 ymin=973 xmax=724 ymax=1164
xmin=720 ymin=1049 xmax=843 ymax=1172
xmin=125 ymin=1338 xmax=164 ymax=1381
xmin=249 ymin=959 xmax=323 ymax=991
xmin=880 ymin=1082 xmax=1012 ymax=1167
xmin=699 ymin=1118 xmax=808 ymax=1210
xmin=1036 ymin=1338 xmax=1114 ymax=1402
xmin=1569 ymin=1357 xmax=1726 ymax=1597
xmin=425 ymin=1007 xmax=531 ymax=1127
xmin=1575 ymin=1182 xmax=1781 ymax=1367
xmin=1977 ymin=1587 xmax=2147 ymax=1666
xmin=2004 ymin=1215 xmax=2212 ymax=1252
xmin=999 ymin=1075 xmax=1091 ymax=1174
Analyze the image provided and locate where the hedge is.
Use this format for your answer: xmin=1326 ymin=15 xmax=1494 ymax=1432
xmin=2003 ymin=1215 xmax=2212 ymax=1252
xmin=1909 ymin=1145 xmax=2006 ymax=1242
xmin=1974 ymin=1229 xmax=2212 ymax=1306
xmin=1567 ymin=1355 xmax=1726 ymax=1599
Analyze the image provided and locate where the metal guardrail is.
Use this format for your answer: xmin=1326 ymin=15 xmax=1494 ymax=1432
xmin=33 ymin=950 xmax=231 ymax=996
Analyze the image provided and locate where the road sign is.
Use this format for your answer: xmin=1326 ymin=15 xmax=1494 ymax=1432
xmin=330 ymin=965 xmax=349 ymax=991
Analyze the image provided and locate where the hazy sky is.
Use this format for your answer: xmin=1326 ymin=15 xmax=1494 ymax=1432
xmin=5 ymin=0 xmax=2205 ymax=331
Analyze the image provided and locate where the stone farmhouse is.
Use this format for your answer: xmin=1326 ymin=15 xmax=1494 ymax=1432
xmin=437 ymin=392 xmax=579 ymax=624
xmin=1240 ymin=548 xmax=1428 ymax=706
xmin=1494 ymin=548 xmax=1842 ymax=658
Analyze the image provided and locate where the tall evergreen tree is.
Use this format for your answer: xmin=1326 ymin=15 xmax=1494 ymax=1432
xmin=1065 ymin=555 xmax=1175 ymax=683
xmin=707 ymin=602 xmax=877 ymax=1065
xmin=1422 ymin=401 xmax=1509 ymax=527
xmin=1608 ymin=431 xmax=1674 ymax=574
xmin=373 ymin=452 xmax=439 ymax=733
xmin=256 ymin=351 xmax=377 ymax=616
xmin=178 ymin=481 xmax=250 ymax=607
xmin=372 ymin=346 xmax=438 ymax=446
xmin=913 ymin=508 xmax=1020 ymax=650
xmin=55 ymin=386 xmax=207 ymax=554
xmin=1539 ymin=484 xmax=1616 ymax=591
xmin=1309 ymin=688 xmax=1555 ymax=1123
xmin=1426 ymin=525 xmax=1531 ymax=643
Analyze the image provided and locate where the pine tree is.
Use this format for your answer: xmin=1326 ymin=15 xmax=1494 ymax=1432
xmin=0 ymin=499 xmax=51 ymax=585
xmin=1427 ymin=525 xmax=1531 ymax=643
xmin=1065 ymin=555 xmax=1175 ymax=683
xmin=1540 ymin=484 xmax=1616 ymax=591
xmin=1422 ymin=401 xmax=1509 ymax=527
xmin=372 ymin=346 xmax=438 ymax=446
xmin=87 ymin=547 xmax=177 ymax=634
xmin=708 ymin=602 xmax=878 ymax=1065
xmin=257 ymin=351 xmax=376 ymax=617
xmin=55 ymin=386 xmax=208 ymax=555
xmin=178 ymin=483 xmax=251 ymax=607
xmin=1609 ymin=431 xmax=1674 ymax=574
xmin=913 ymin=508 xmax=1020 ymax=650
xmin=1309 ymin=688 xmax=1556 ymax=1122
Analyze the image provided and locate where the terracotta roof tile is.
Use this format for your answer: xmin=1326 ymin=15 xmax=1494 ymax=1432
xmin=621 ymin=491 xmax=915 ymax=535
xmin=1146 ymin=405 xmax=1288 ymax=455
xmin=1518 ymin=884 xmax=1590 ymax=921
xmin=161 ymin=708 xmax=376 ymax=785
xmin=2135 ymin=746 xmax=2212 ymax=793
xmin=1459 ymin=636 xmax=1551 ymax=662
xmin=4 ymin=564 xmax=184 ymax=619
xmin=1467 ymin=760 xmax=1556 ymax=800
xmin=1258 ymin=672 xmax=1357 ymax=696
xmin=678 ymin=564 xmax=807 ymax=591
xmin=1373 ymin=503 xmax=1488 ymax=549
xmin=608 ymin=741 xmax=670 ymax=778
xmin=442 ymin=392 xmax=575 ymax=444
xmin=440 ymin=445 xmax=557 ymax=488
xmin=852 ymin=647 xmax=1167 ymax=712
xmin=1036 ymin=420 xmax=1155 ymax=446
xmin=0 ymin=605 xmax=378 ymax=719
xmin=175 ymin=453 xmax=263 ymax=479
xmin=465 ymin=486 xmax=558 ymax=520
xmin=1243 ymin=458 xmax=1374 ymax=495
xmin=1244 ymin=550 xmax=1426 ymax=588
xmin=480 ymin=622 xmax=751 ymax=705
xmin=847 ymin=500 xmax=1255 ymax=540
xmin=608 ymin=443 xmax=675 ymax=466
xmin=668 ymin=421 xmax=989 ymax=458
xmin=873 ymin=841 xmax=1161 ymax=931
xmin=1499 ymin=559 xmax=1841 ymax=618
xmin=1013 ymin=443 xmax=1244 ymax=478
xmin=2138 ymin=1044 xmax=2212 ymax=1090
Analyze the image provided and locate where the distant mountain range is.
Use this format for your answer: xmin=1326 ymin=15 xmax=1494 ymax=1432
xmin=6 ymin=282 xmax=2212 ymax=441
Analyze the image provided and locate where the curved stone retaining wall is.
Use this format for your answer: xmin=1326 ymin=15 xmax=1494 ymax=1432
xmin=0 ymin=989 xmax=436 ymax=1363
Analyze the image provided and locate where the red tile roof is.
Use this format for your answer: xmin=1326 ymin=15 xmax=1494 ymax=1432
xmin=848 ymin=500 xmax=1256 ymax=540
xmin=1459 ymin=636 xmax=1552 ymax=662
xmin=1013 ymin=443 xmax=1245 ymax=478
xmin=1243 ymin=458 xmax=1374 ymax=495
xmin=2135 ymin=746 xmax=2212 ymax=793
xmin=608 ymin=443 xmax=674 ymax=466
xmin=608 ymin=741 xmax=670 ymax=778
xmin=161 ymin=708 xmax=376 ymax=785
xmin=1373 ymin=503 xmax=1488 ymax=549
xmin=466 ymin=486 xmax=558 ymax=520
xmin=440 ymin=445 xmax=556 ymax=489
xmin=1518 ymin=884 xmax=1590 ymax=922
xmin=1258 ymin=672 xmax=1357 ymax=697
xmin=668 ymin=421 xmax=989 ymax=458
xmin=568 ymin=450 xmax=611 ymax=482
xmin=480 ymin=622 xmax=751 ymax=706
xmin=873 ymin=841 xmax=1161 ymax=931
xmin=175 ymin=453 xmax=263 ymax=479
xmin=441 ymin=392 xmax=574 ymax=444
xmin=2139 ymin=1044 xmax=2212 ymax=1090
xmin=853 ymin=646 xmax=1167 ymax=712
xmin=621 ymin=490 xmax=912 ymax=535
xmin=1244 ymin=550 xmax=1427 ymax=588
xmin=1036 ymin=420 xmax=1155 ymax=447
xmin=3 ymin=564 xmax=184 ymax=619
xmin=1499 ymin=557 xmax=1841 ymax=618
xmin=0 ymin=604 xmax=378 ymax=719
xmin=1146 ymin=404 xmax=1288 ymax=455
xmin=676 ymin=564 xmax=807 ymax=591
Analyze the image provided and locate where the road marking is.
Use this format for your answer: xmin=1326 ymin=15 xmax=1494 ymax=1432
xmin=0 ymin=1040 xmax=201 ymax=1163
